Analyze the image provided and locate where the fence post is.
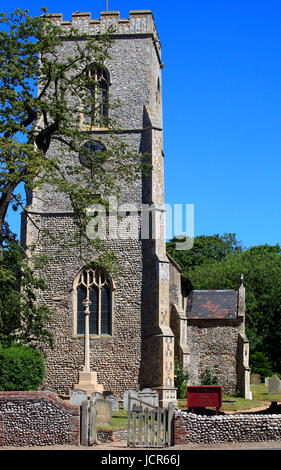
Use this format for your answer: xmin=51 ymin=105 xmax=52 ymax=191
xmin=127 ymin=392 xmax=131 ymax=447
xmin=157 ymin=409 xmax=161 ymax=446
xmin=167 ymin=403 xmax=176 ymax=447
xmin=150 ymin=409 xmax=155 ymax=445
xmin=89 ymin=397 xmax=97 ymax=445
xmin=80 ymin=400 xmax=89 ymax=446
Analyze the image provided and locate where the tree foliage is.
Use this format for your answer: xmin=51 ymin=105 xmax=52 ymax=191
xmin=250 ymin=352 xmax=273 ymax=381
xmin=167 ymin=233 xmax=243 ymax=275
xmin=0 ymin=343 xmax=45 ymax=390
xmin=167 ymin=234 xmax=281 ymax=374
xmin=174 ymin=360 xmax=189 ymax=398
xmin=0 ymin=225 xmax=52 ymax=349
xmin=0 ymin=9 xmax=149 ymax=346
xmin=0 ymin=8 xmax=147 ymax=259
xmin=201 ymin=367 xmax=219 ymax=386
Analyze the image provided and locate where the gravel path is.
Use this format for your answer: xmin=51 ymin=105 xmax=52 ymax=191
xmin=1 ymin=439 xmax=281 ymax=451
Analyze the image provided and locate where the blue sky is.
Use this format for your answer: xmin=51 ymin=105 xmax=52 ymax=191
xmin=4 ymin=0 xmax=281 ymax=249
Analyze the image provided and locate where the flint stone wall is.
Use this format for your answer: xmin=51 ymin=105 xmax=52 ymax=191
xmin=174 ymin=409 xmax=281 ymax=445
xmin=32 ymin=223 xmax=144 ymax=397
xmin=21 ymin=19 xmax=162 ymax=399
xmin=169 ymin=262 xmax=243 ymax=395
xmin=97 ymin=429 xmax=127 ymax=443
xmin=0 ymin=391 xmax=80 ymax=447
xmin=186 ymin=321 xmax=239 ymax=394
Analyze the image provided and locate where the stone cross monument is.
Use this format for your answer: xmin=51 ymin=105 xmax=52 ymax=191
xmin=74 ymin=298 xmax=104 ymax=395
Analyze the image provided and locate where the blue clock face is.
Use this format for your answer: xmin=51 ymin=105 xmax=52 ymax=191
xmin=79 ymin=141 xmax=106 ymax=167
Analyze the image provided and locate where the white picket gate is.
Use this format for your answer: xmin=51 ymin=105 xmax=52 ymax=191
xmin=127 ymin=396 xmax=175 ymax=447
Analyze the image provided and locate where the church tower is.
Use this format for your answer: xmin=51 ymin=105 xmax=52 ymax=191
xmin=21 ymin=10 xmax=177 ymax=406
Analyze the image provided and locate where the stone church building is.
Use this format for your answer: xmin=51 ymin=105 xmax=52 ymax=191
xmin=21 ymin=10 xmax=251 ymax=405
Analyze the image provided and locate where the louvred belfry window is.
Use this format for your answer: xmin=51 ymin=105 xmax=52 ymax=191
xmin=76 ymin=267 xmax=111 ymax=336
xmin=85 ymin=65 xmax=109 ymax=127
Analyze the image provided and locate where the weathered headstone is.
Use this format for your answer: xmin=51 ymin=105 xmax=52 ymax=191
xmin=70 ymin=389 xmax=88 ymax=406
xmin=123 ymin=389 xmax=159 ymax=410
xmin=123 ymin=390 xmax=138 ymax=411
xmin=104 ymin=393 xmax=119 ymax=412
xmin=265 ymin=377 xmax=270 ymax=386
xmin=90 ymin=392 xmax=104 ymax=401
xmin=137 ymin=388 xmax=159 ymax=408
xmin=89 ymin=397 xmax=97 ymax=445
xmin=80 ymin=400 xmax=89 ymax=446
xmin=96 ymin=399 xmax=112 ymax=426
xmin=251 ymin=373 xmax=261 ymax=385
xmin=268 ymin=375 xmax=281 ymax=395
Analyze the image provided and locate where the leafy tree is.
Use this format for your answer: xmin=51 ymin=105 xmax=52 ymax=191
xmin=167 ymin=233 xmax=243 ymax=276
xmin=167 ymin=234 xmax=281 ymax=374
xmin=250 ymin=352 xmax=272 ymax=381
xmin=0 ymin=9 xmax=149 ymax=345
xmin=0 ymin=8 xmax=147 ymax=260
xmin=0 ymin=224 xmax=52 ymax=349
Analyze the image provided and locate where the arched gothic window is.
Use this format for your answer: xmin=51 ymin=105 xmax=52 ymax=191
xmin=76 ymin=267 xmax=112 ymax=336
xmin=85 ymin=66 xmax=110 ymax=127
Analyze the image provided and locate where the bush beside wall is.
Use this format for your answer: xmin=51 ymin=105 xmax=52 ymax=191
xmin=0 ymin=344 xmax=45 ymax=391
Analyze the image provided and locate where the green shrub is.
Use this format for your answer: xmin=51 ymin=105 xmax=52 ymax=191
xmin=174 ymin=360 xmax=189 ymax=398
xmin=201 ymin=367 xmax=219 ymax=385
xmin=0 ymin=343 xmax=45 ymax=391
xmin=250 ymin=351 xmax=273 ymax=381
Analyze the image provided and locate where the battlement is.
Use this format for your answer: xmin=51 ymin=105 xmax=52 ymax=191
xmin=49 ymin=10 xmax=160 ymax=41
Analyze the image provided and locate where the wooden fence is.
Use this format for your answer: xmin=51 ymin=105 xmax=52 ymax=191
xmin=80 ymin=395 xmax=175 ymax=447
xmin=127 ymin=396 xmax=175 ymax=447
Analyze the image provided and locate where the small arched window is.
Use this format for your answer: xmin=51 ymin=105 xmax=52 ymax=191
xmin=85 ymin=65 xmax=110 ymax=127
xmin=76 ymin=266 xmax=112 ymax=336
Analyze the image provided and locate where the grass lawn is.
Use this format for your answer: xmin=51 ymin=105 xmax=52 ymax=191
xmin=97 ymin=384 xmax=281 ymax=431
xmin=97 ymin=407 xmax=128 ymax=431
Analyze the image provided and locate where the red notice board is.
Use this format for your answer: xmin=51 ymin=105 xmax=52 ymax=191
xmin=187 ymin=386 xmax=222 ymax=414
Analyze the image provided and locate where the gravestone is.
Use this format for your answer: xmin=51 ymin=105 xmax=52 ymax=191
xmin=90 ymin=392 xmax=103 ymax=401
xmin=70 ymin=389 xmax=88 ymax=406
xmin=96 ymin=399 xmax=112 ymax=426
xmin=251 ymin=374 xmax=261 ymax=385
xmin=123 ymin=389 xmax=159 ymax=410
xmin=123 ymin=390 xmax=138 ymax=411
xmin=137 ymin=388 xmax=159 ymax=408
xmin=89 ymin=396 xmax=97 ymax=445
xmin=268 ymin=375 xmax=281 ymax=395
xmin=104 ymin=393 xmax=119 ymax=412
xmin=265 ymin=377 xmax=269 ymax=386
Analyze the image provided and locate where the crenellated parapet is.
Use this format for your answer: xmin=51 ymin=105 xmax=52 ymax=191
xmin=49 ymin=10 xmax=160 ymax=41
xmin=48 ymin=10 xmax=161 ymax=62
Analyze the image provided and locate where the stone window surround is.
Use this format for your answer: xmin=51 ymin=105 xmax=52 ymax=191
xmin=81 ymin=64 xmax=111 ymax=131
xmin=72 ymin=265 xmax=115 ymax=338
xmin=79 ymin=140 xmax=107 ymax=168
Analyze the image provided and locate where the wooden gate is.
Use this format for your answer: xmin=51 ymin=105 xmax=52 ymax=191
xmin=80 ymin=398 xmax=97 ymax=446
xmin=127 ymin=397 xmax=175 ymax=447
